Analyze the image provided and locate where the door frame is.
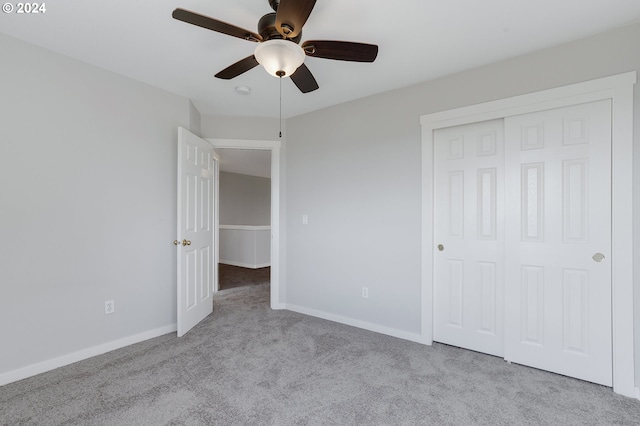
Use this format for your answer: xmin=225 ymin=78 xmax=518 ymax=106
xmin=420 ymin=71 xmax=636 ymax=397
xmin=206 ymin=138 xmax=283 ymax=309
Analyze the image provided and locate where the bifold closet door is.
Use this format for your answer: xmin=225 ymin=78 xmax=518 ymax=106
xmin=503 ymin=100 xmax=612 ymax=386
xmin=433 ymin=119 xmax=505 ymax=357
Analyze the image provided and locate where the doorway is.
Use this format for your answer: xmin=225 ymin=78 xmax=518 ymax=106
xmin=206 ymin=138 xmax=283 ymax=309
xmin=216 ymin=151 xmax=272 ymax=291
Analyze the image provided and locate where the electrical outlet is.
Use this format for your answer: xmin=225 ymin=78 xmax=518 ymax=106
xmin=105 ymin=300 xmax=115 ymax=315
xmin=362 ymin=287 xmax=369 ymax=299
xmin=302 ymin=214 xmax=308 ymax=225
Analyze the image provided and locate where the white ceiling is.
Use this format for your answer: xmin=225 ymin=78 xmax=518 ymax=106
xmin=217 ymin=148 xmax=272 ymax=178
xmin=2 ymin=1 xmax=640 ymax=120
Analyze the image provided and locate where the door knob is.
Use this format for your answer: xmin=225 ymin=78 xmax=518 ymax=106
xmin=592 ymin=253 xmax=605 ymax=263
xmin=182 ymin=239 xmax=191 ymax=246
xmin=437 ymin=244 xmax=444 ymax=252
xmin=173 ymin=240 xmax=179 ymax=246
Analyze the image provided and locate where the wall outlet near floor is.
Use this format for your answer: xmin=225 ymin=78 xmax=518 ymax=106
xmin=105 ymin=300 xmax=115 ymax=314
xmin=362 ymin=287 xmax=369 ymax=299
xmin=302 ymin=214 xmax=308 ymax=225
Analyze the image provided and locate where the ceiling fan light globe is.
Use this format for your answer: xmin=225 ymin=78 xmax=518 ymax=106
xmin=254 ymin=39 xmax=305 ymax=78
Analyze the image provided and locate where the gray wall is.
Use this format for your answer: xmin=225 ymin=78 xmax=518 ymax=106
xmin=201 ymin=115 xmax=282 ymax=140
xmin=0 ymin=33 xmax=196 ymax=376
xmin=189 ymin=101 xmax=202 ymax=137
xmin=283 ymin=22 xmax=640 ymax=385
xmin=219 ymin=171 xmax=271 ymax=226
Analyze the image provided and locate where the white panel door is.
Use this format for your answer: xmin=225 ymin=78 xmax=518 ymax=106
xmin=434 ymin=119 xmax=505 ymax=357
xmin=177 ymin=127 xmax=216 ymax=337
xmin=504 ymin=100 xmax=612 ymax=385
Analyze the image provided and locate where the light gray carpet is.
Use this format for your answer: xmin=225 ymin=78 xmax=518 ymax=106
xmin=2 ymin=283 xmax=639 ymax=425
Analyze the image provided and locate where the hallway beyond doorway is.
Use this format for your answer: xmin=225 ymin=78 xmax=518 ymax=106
xmin=218 ymin=264 xmax=270 ymax=290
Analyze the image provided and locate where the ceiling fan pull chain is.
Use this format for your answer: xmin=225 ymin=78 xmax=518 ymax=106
xmin=279 ymin=73 xmax=283 ymax=138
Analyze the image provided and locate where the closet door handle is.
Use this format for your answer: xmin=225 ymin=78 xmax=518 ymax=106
xmin=592 ymin=253 xmax=605 ymax=262
xmin=182 ymin=239 xmax=191 ymax=246
xmin=437 ymin=244 xmax=444 ymax=252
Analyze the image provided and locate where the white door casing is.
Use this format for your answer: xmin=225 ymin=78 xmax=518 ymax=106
xmin=504 ymin=100 xmax=612 ymax=386
xmin=421 ymin=72 xmax=636 ymax=397
xmin=433 ymin=119 xmax=505 ymax=357
xmin=177 ymin=127 xmax=216 ymax=337
xmin=206 ymin=138 xmax=283 ymax=309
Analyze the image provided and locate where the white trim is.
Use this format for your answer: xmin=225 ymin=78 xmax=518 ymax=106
xmin=219 ymin=225 xmax=271 ymax=231
xmin=420 ymin=71 xmax=636 ymax=397
xmin=285 ymin=303 xmax=424 ymax=344
xmin=206 ymin=138 xmax=282 ymax=309
xmin=0 ymin=324 xmax=176 ymax=386
xmin=214 ymin=156 xmax=220 ymax=292
xmin=219 ymin=260 xmax=270 ymax=269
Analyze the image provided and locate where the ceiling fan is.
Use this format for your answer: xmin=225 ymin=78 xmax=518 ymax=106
xmin=172 ymin=0 xmax=379 ymax=93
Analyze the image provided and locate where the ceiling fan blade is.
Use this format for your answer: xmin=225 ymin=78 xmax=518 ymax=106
xmin=275 ymin=0 xmax=316 ymax=38
xmin=290 ymin=63 xmax=319 ymax=93
xmin=215 ymin=55 xmax=260 ymax=80
xmin=302 ymin=40 xmax=378 ymax=62
xmin=172 ymin=8 xmax=262 ymax=42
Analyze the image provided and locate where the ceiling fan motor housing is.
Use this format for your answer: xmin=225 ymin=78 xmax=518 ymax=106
xmin=258 ymin=13 xmax=302 ymax=43
xmin=268 ymin=0 xmax=280 ymax=12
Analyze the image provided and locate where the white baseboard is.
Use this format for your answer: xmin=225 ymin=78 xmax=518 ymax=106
xmin=284 ymin=303 xmax=424 ymax=344
xmin=0 ymin=324 xmax=177 ymax=386
xmin=636 ymin=387 xmax=640 ymax=400
xmin=220 ymin=260 xmax=270 ymax=269
xmin=270 ymin=302 xmax=287 ymax=310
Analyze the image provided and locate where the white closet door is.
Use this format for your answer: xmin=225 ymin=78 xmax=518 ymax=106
xmin=433 ymin=119 xmax=505 ymax=357
xmin=504 ymin=100 xmax=612 ymax=386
